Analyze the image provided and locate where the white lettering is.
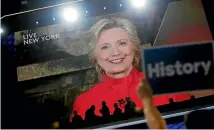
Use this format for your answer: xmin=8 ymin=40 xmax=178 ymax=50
xmin=175 ymin=61 xmax=183 ymax=75
xmin=183 ymin=62 xmax=193 ymax=74
xmin=202 ymin=61 xmax=211 ymax=75
xmin=29 ymin=33 xmax=34 ymax=38
xmin=23 ymin=35 xmax=28 ymax=40
xmin=148 ymin=63 xmax=160 ymax=78
xmin=23 ymin=33 xmax=60 ymax=45
xmin=29 ymin=39 xmax=34 ymax=44
xmin=55 ymin=33 xmax=60 ymax=39
xmin=33 ymin=33 xmax=37 ymax=38
xmin=160 ymin=62 xmax=165 ymax=77
xmin=34 ymin=37 xmax=39 ymax=43
xmin=147 ymin=60 xmax=212 ymax=79
xmin=51 ymin=34 xmax=55 ymax=39
xmin=23 ymin=40 xmax=28 ymax=45
xmin=41 ymin=36 xmax=45 ymax=41
xmin=165 ymin=65 xmax=174 ymax=76
xmin=46 ymin=35 xmax=51 ymax=40
xmin=194 ymin=62 xmax=200 ymax=73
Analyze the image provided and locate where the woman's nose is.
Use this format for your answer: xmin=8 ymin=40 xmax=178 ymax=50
xmin=112 ymin=47 xmax=121 ymax=56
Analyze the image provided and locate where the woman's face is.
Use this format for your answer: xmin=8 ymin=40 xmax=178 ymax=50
xmin=95 ymin=27 xmax=134 ymax=77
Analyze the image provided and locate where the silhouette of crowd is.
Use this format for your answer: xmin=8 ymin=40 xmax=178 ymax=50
xmin=2 ymin=92 xmax=213 ymax=129
xmin=69 ymin=97 xmax=142 ymax=128
xmin=66 ymin=95 xmax=214 ymax=129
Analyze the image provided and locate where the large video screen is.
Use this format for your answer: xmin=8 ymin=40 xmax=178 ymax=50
xmin=2 ymin=0 xmax=212 ymax=129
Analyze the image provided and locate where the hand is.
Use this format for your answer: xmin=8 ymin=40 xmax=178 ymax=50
xmin=137 ymin=79 xmax=153 ymax=106
xmin=137 ymin=79 xmax=167 ymax=129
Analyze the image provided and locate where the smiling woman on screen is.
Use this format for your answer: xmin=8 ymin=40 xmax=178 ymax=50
xmin=70 ymin=18 xmax=190 ymax=122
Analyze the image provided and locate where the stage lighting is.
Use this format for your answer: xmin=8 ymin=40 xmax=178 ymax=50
xmin=63 ymin=8 xmax=79 ymax=22
xmin=0 ymin=28 xmax=3 ymax=34
xmin=131 ymin=0 xmax=147 ymax=8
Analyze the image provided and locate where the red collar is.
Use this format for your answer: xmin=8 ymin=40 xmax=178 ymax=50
xmin=102 ymin=67 xmax=142 ymax=89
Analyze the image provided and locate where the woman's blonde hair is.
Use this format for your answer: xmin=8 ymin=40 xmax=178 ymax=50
xmin=88 ymin=18 xmax=141 ymax=80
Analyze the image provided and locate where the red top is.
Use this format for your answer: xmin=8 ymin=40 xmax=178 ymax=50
xmin=70 ymin=67 xmax=190 ymax=122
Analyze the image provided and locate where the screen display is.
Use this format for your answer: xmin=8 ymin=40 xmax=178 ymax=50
xmin=2 ymin=0 xmax=213 ymax=129
xmin=143 ymin=42 xmax=214 ymax=95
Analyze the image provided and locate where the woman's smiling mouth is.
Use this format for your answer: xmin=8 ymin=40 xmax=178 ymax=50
xmin=109 ymin=58 xmax=124 ymax=64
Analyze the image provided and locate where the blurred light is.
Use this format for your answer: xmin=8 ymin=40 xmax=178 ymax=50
xmin=131 ymin=0 xmax=147 ymax=8
xmin=85 ymin=10 xmax=88 ymax=13
xmin=52 ymin=121 xmax=60 ymax=128
xmin=120 ymin=4 xmax=122 ymax=7
xmin=21 ymin=0 xmax=27 ymax=4
xmin=63 ymin=8 xmax=79 ymax=22
xmin=104 ymin=7 xmax=106 ymax=10
xmin=36 ymin=21 xmax=39 ymax=24
xmin=0 ymin=28 xmax=3 ymax=34
xmin=53 ymin=18 xmax=56 ymax=20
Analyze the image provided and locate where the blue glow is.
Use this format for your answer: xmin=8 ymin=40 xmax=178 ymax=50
xmin=167 ymin=122 xmax=185 ymax=129
xmin=8 ymin=41 xmax=12 ymax=45
xmin=8 ymin=34 xmax=13 ymax=40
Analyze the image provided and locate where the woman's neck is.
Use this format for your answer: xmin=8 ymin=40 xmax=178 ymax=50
xmin=105 ymin=66 xmax=133 ymax=79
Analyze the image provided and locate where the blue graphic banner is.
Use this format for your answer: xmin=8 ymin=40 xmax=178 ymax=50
xmin=142 ymin=42 xmax=214 ymax=95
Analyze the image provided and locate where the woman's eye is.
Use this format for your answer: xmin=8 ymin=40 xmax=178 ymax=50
xmin=101 ymin=46 xmax=109 ymax=50
xmin=120 ymin=42 xmax=127 ymax=46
